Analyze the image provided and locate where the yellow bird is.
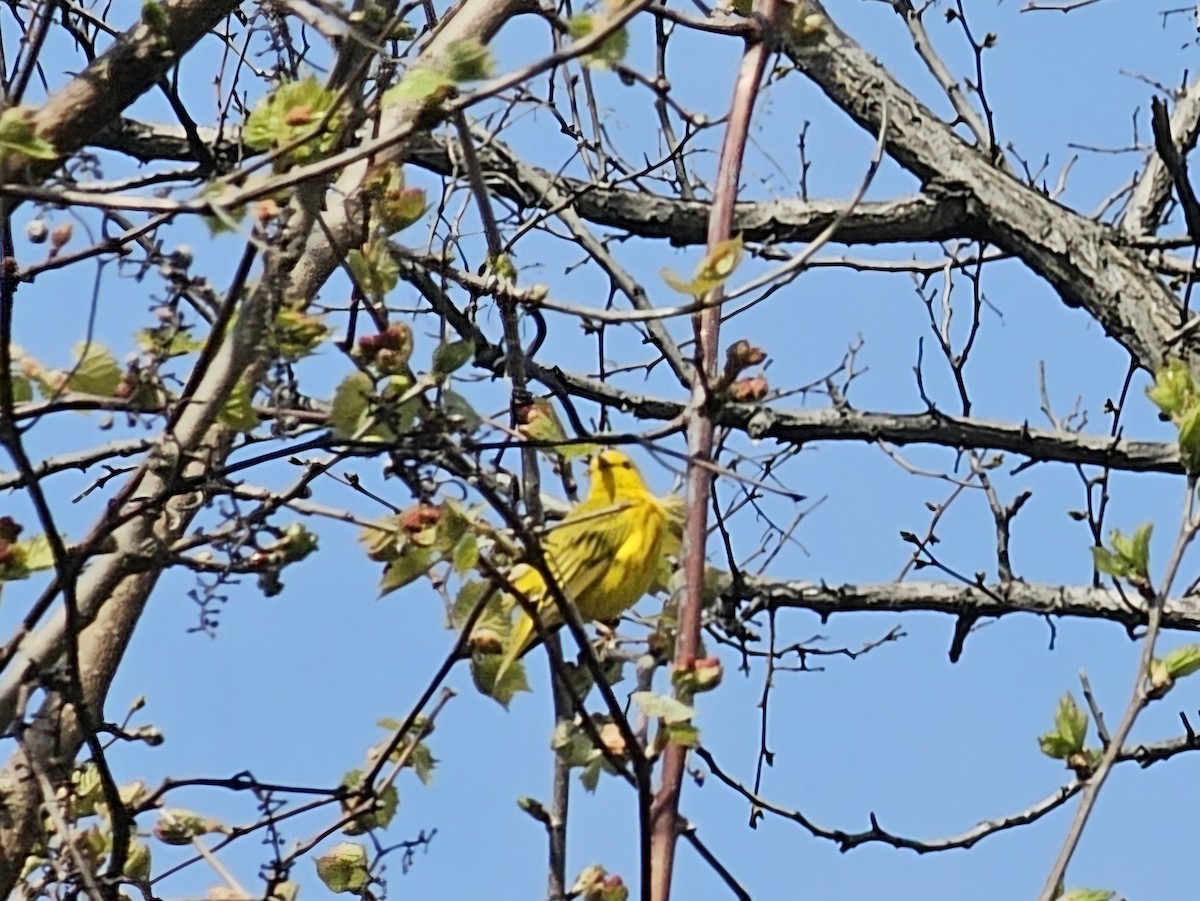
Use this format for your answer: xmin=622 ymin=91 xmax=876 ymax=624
xmin=494 ymin=448 xmax=670 ymax=684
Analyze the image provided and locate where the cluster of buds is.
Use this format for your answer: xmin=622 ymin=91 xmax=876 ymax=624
xmin=355 ymin=323 xmax=413 ymax=375
xmin=25 ymin=219 xmax=72 ymax=257
xmin=719 ymin=338 xmax=769 ymax=403
xmin=672 ymin=655 xmax=724 ymax=695
xmin=571 ymin=865 xmax=629 ymax=901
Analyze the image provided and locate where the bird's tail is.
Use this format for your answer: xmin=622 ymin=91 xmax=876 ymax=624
xmin=493 ymin=607 xmax=537 ymax=686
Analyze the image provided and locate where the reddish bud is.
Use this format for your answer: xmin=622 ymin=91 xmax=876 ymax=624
xmin=727 ymin=374 xmax=769 ymax=403
xmin=399 ymin=504 xmax=441 ymax=532
xmin=48 ymin=222 xmax=73 ymax=258
xmin=284 ymin=105 xmax=314 ymax=126
xmin=0 ymin=516 xmax=23 ymax=542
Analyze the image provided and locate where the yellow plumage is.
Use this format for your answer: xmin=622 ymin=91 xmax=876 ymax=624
xmin=494 ymin=448 xmax=669 ymax=683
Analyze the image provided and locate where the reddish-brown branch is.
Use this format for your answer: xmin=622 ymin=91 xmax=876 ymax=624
xmin=647 ymin=6 xmax=780 ymax=900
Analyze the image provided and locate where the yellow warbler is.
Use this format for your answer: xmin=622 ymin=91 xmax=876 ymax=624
xmin=494 ymin=448 xmax=670 ymax=683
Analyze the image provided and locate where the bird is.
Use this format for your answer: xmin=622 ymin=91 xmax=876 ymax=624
xmin=493 ymin=448 xmax=671 ymax=685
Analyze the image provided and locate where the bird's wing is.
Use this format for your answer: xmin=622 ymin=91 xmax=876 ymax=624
xmin=542 ymin=498 xmax=639 ymax=600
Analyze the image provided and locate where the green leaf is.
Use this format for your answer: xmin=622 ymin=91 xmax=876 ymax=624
xmin=66 ymin=343 xmax=121 ymax=396
xmin=451 ymin=579 xmax=492 ymax=625
xmin=568 ymin=14 xmax=629 ymax=68
xmin=408 ymin=742 xmax=437 ymax=785
xmin=551 ymin=720 xmax=596 ymax=768
xmin=580 ymin=758 xmax=605 ymax=792
xmin=452 ymin=533 xmax=480 ymax=574
xmin=18 ymin=533 xmax=54 ymax=573
xmin=1164 ymin=643 xmax=1200 ymax=679
xmin=70 ymin=763 xmax=103 ymax=817
xmin=1038 ymin=732 xmax=1077 ymax=760
xmin=274 ymin=308 xmax=329 ymax=361
xmin=379 ymin=546 xmax=434 ymax=596
xmin=218 ymin=378 xmax=258 ymax=432
xmin=1118 ymin=523 xmax=1152 ymax=580
xmin=489 ymin=253 xmax=518 ymax=282
xmin=473 ymin=651 xmax=529 ymax=708
xmin=346 ymin=240 xmax=399 ymax=304
xmin=0 ymin=107 xmax=56 ymax=162
xmin=1054 ymin=693 xmax=1088 ymax=752
xmin=123 ymin=840 xmax=152 ymax=881
xmin=340 ymin=770 xmax=400 ymax=834
xmin=445 ymin=38 xmax=494 ymax=82
xmin=1058 ymin=890 xmax=1116 ymax=901
xmin=590 ymin=26 xmax=629 ymax=68
xmin=665 ymin=722 xmax=701 ymax=746
xmin=314 ymin=842 xmax=370 ymax=894
xmin=1180 ymin=405 xmax=1200 ymax=475
xmin=330 ymin=372 xmax=375 ymax=439
xmin=696 ymin=235 xmax=744 ymax=284
xmin=1147 ymin=358 xmax=1197 ymax=420
xmin=568 ymin=13 xmax=596 ymax=38
xmin=137 ymin=325 xmax=203 ymax=358
xmin=661 ymin=236 xmax=744 ymax=298
xmin=1149 ymin=656 xmax=1172 ymax=697
xmin=1091 ymin=545 xmax=1129 ymax=580
xmin=1094 ymin=524 xmax=1152 ymax=584
xmin=631 ymin=691 xmax=696 ymax=724
xmin=383 ymin=66 xmax=455 ymax=107
xmin=153 ymin=808 xmax=224 ymax=845
xmin=432 ymin=339 xmax=473 ymax=376
xmin=370 ymin=167 xmax=427 ymax=235
xmin=441 ymin=389 xmax=481 ymax=430
xmin=243 ymin=76 xmax=342 ymax=168
xmin=8 ymin=374 xmax=31 ymax=404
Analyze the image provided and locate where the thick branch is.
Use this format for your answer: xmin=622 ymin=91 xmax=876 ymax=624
xmin=90 ymin=122 xmax=979 ymax=247
xmin=726 ymin=575 xmax=1200 ymax=633
xmin=0 ymin=1 xmax=241 ymax=184
xmin=788 ymin=4 xmax=1196 ymax=371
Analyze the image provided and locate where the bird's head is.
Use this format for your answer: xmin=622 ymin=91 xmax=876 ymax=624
xmin=588 ymin=448 xmax=649 ymax=500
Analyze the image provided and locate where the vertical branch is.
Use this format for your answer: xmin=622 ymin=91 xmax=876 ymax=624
xmin=648 ymin=5 xmax=779 ymax=900
xmin=454 ymin=113 xmax=572 ymax=901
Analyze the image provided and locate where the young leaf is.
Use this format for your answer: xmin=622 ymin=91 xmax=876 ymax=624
xmin=1054 ymin=692 xmax=1088 ymax=752
xmin=1147 ymin=358 xmax=1197 ymax=420
xmin=474 ymin=651 xmax=529 ymax=708
xmin=383 ymin=66 xmax=455 ymax=107
xmin=432 ymin=339 xmax=473 ymax=376
xmin=18 ymin=533 xmax=54 ymax=573
xmin=0 ymin=107 xmax=56 ymax=162
xmin=441 ymin=389 xmax=481 ymax=431
xmin=330 ymin=372 xmax=375 ymax=439
xmin=244 ymin=76 xmax=342 ymax=168
xmin=379 ymin=546 xmax=435 ymax=596
xmin=274 ymin=308 xmax=329 ymax=361
xmin=1058 ymin=890 xmax=1115 ymax=901
xmin=445 ymin=39 xmax=494 ymax=82
xmin=67 ymin=343 xmax=121 ymax=396
xmin=314 ymin=842 xmax=370 ymax=894
xmin=1164 ymin=643 xmax=1200 ymax=679
xmin=661 ymin=235 xmax=745 ymax=298
xmin=218 ymin=378 xmax=259 ymax=432
xmin=340 ymin=769 xmax=400 ymax=834
xmin=631 ymin=691 xmax=696 ymax=724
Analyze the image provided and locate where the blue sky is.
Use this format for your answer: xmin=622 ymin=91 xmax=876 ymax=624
xmin=4 ymin=2 xmax=1200 ymax=900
